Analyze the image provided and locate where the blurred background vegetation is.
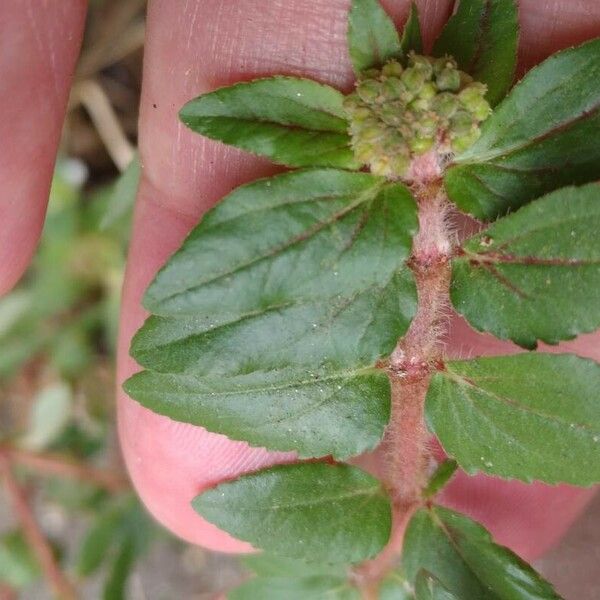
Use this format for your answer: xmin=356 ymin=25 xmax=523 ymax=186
xmin=0 ymin=1 xmax=598 ymax=599
xmin=0 ymin=1 xmax=240 ymax=598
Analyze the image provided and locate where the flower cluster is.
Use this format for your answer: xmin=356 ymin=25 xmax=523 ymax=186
xmin=344 ymin=53 xmax=491 ymax=181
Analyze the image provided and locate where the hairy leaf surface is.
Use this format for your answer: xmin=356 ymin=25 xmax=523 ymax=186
xmin=125 ymin=368 xmax=389 ymax=459
xmin=426 ymin=354 xmax=600 ymax=485
xmin=433 ymin=0 xmax=518 ymax=106
xmin=451 ymin=184 xmax=600 ymax=348
xmin=179 ymin=78 xmax=357 ymax=168
xmin=348 ymin=0 xmax=402 ymax=74
xmin=403 ymin=506 xmax=561 ymax=599
xmin=128 ymin=169 xmax=416 ymax=458
xmin=193 ymin=463 xmax=392 ymax=563
xmin=447 ymin=37 xmax=600 ymax=218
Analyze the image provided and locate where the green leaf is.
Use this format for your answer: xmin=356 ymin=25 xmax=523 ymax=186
xmin=229 ymin=576 xmax=360 ymax=600
xmin=102 ymin=538 xmax=136 ymax=600
xmin=0 ymin=531 xmax=41 ymax=589
xmin=379 ymin=571 xmax=415 ymax=600
xmin=433 ymin=0 xmax=518 ymax=106
xmin=403 ymin=506 xmax=561 ymax=599
xmin=399 ymin=3 xmax=423 ymax=56
xmin=127 ymin=169 xmax=416 ymax=458
xmin=134 ymin=169 xmax=416 ymax=369
xmin=77 ymin=508 xmax=122 ymax=576
xmin=100 ymin=154 xmax=140 ymax=230
xmin=426 ymin=353 xmax=600 ymax=485
xmin=179 ymin=78 xmax=357 ymax=169
xmin=423 ymin=460 xmax=458 ymax=499
xmin=451 ymin=184 xmax=600 ymax=348
xmin=193 ymin=462 xmax=392 ymax=563
xmin=243 ymin=553 xmax=345 ymax=578
xmin=125 ymin=368 xmax=389 ymax=460
xmin=19 ymin=382 xmax=73 ymax=451
xmin=348 ymin=0 xmax=402 ymax=74
xmin=447 ymin=37 xmax=600 ymax=219
xmin=415 ymin=571 xmax=459 ymax=600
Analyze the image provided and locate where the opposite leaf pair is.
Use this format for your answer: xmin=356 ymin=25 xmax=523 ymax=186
xmin=125 ymin=0 xmax=600 ymax=598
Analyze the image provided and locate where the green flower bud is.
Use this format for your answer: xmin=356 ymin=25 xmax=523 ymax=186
xmin=382 ymin=61 xmax=403 ymax=77
xmin=418 ymin=115 xmax=438 ymax=136
xmin=433 ymin=56 xmax=457 ymax=75
xmin=473 ymin=99 xmax=492 ymax=121
xmin=346 ymin=54 xmax=491 ymax=181
xmin=382 ymin=77 xmax=405 ymax=99
xmin=419 ymin=82 xmax=437 ymax=100
xmin=436 ymin=67 xmax=461 ymax=91
xmin=409 ymin=136 xmax=435 ymax=154
xmin=452 ymin=129 xmax=481 ymax=153
xmin=432 ymin=92 xmax=459 ymax=118
xmin=380 ymin=104 xmax=401 ymax=125
xmin=369 ymin=156 xmax=392 ymax=177
xmin=352 ymin=106 xmax=372 ymax=121
xmin=401 ymin=67 xmax=425 ymax=93
xmin=354 ymin=142 xmax=374 ymax=163
xmin=409 ymin=54 xmax=434 ymax=80
xmin=357 ymin=80 xmax=381 ymax=102
xmin=390 ymin=154 xmax=411 ymax=175
xmin=408 ymin=97 xmax=430 ymax=112
xmin=458 ymin=82 xmax=486 ymax=105
xmin=450 ymin=110 xmax=476 ymax=135
xmin=360 ymin=126 xmax=381 ymax=142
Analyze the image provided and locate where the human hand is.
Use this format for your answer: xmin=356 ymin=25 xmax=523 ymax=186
xmin=2 ymin=0 xmax=599 ymax=563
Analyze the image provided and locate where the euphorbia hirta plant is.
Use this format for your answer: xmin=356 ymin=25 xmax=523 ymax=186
xmin=125 ymin=0 xmax=600 ymax=597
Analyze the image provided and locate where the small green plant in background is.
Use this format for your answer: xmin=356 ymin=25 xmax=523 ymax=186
xmin=0 ymin=158 xmax=156 ymax=600
xmin=126 ymin=0 xmax=600 ymax=598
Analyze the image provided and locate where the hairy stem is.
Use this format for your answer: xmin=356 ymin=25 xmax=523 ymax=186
xmin=355 ymin=181 xmax=453 ymax=593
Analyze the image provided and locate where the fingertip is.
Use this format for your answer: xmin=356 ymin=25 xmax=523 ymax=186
xmin=0 ymin=2 xmax=86 ymax=295
xmin=118 ymin=392 xmax=291 ymax=552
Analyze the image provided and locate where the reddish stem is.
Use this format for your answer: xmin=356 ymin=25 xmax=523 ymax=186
xmin=0 ymin=456 xmax=77 ymax=600
xmin=354 ymin=182 xmax=453 ymax=594
xmin=3 ymin=446 xmax=129 ymax=493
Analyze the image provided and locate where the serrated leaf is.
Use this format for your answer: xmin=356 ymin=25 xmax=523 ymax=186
xmin=125 ymin=368 xmax=389 ymax=460
xmin=229 ymin=576 xmax=360 ymax=600
xmin=403 ymin=506 xmax=561 ymax=599
xmin=433 ymin=0 xmax=518 ymax=106
xmin=134 ymin=168 xmax=416 ymax=368
xmin=451 ymin=184 xmax=600 ymax=348
xmin=447 ymin=37 xmax=600 ymax=219
xmin=193 ymin=462 xmax=392 ymax=563
xmin=415 ymin=571 xmax=459 ymax=600
xmin=348 ymin=0 xmax=402 ymax=74
xmin=426 ymin=353 xmax=600 ymax=485
xmin=423 ymin=460 xmax=458 ymax=499
xmin=127 ymin=169 xmax=416 ymax=458
xmin=399 ymin=3 xmax=423 ymax=56
xmin=179 ymin=78 xmax=357 ymax=169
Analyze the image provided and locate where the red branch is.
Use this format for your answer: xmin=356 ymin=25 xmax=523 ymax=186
xmin=0 ymin=457 xmax=77 ymax=600
xmin=3 ymin=446 xmax=129 ymax=493
xmin=354 ymin=182 xmax=453 ymax=594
